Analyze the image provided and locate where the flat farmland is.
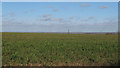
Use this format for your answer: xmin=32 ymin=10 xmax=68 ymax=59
xmin=2 ymin=32 xmax=118 ymax=66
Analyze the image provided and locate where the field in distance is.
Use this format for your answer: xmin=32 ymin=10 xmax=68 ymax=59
xmin=2 ymin=32 xmax=119 ymax=66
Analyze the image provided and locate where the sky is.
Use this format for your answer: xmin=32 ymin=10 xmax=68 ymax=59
xmin=2 ymin=2 xmax=118 ymax=32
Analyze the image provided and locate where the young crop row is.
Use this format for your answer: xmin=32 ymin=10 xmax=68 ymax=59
xmin=2 ymin=33 xmax=118 ymax=66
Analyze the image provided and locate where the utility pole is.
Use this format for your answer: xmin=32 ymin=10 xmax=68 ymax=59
xmin=68 ymin=29 xmax=69 ymax=34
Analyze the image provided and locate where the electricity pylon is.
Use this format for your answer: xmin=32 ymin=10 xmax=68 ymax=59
xmin=68 ymin=29 xmax=69 ymax=34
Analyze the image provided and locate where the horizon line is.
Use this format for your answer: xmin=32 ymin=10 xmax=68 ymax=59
xmin=1 ymin=31 xmax=118 ymax=33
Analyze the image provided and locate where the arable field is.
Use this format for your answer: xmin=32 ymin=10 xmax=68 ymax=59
xmin=2 ymin=32 xmax=118 ymax=66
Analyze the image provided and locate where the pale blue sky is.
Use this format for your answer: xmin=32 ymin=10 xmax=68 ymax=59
xmin=2 ymin=2 xmax=118 ymax=32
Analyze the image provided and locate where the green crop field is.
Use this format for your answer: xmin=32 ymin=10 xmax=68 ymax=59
xmin=2 ymin=32 xmax=119 ymax=66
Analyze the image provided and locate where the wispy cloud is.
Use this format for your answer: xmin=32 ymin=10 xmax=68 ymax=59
xmin=3 ymin=17 xmax=117 ymax=32
xmin=40 ymin=15 xmax=64 ymax=22
xmin=30 ymin=9 xmax=36 ymax=12
xmin=53 ymin=9 xmax=59 ymax=12
xmin=98 ymin=6 xmax=108 ymax=9
xmin=39 ymin=14 xmax=72 ymax=24
xmin=88 ymin=16 xmax=94 ymax=19
xmin=46 ymin=6 xmax=55 ymax=8
xmin=42 ymin=14 xmax=51 ymax=17
xmin=24 ymin=9 xmax=36 ymax=14
xmin=81 ymin=16 xmax=94 ymax=22
xmin=24 ymin=11 xmax=28 ymax=14
xmin=40 ymin=14 xmax=52 ymax=21
xmin=80 ymin=4 xmax=91 ymax=7
xmin=2 ymin=18 xmax=24 ymax=26
xmin=69 ymin=16 xmax=75 ymax=20
xmin=9 ymin=12 xmax=15 ymax=17
xmin=3 ymin=18 xmax=15 ymax=25
xmin=40 ymin=18 xmax=52 ymax=21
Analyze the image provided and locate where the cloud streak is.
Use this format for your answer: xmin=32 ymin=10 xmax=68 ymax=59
xmin=81 ymin=16 xmax=94 ymax=22
xmin=9 ymin=12 xmax=15 ymax=16
xmin=80 ymin=4 xmax=91 ymax=7
xmin=2 ymin=15 xmax=117 ymax=32
xmin=53 ymin=9 xmax=59 ymax=12
xmin=3 ymin=19 xmax=117 ymax=32
xmin=46 ymin=6 xmax=55 ymax=8
xmin=40 ymin=14 xmax=65 ymax=22
xmin=98 ymin=6 xmax=108 ymax=9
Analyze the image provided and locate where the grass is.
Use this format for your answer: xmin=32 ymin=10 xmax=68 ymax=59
xmin=2 ymin=32 xmax=119 ymax=66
